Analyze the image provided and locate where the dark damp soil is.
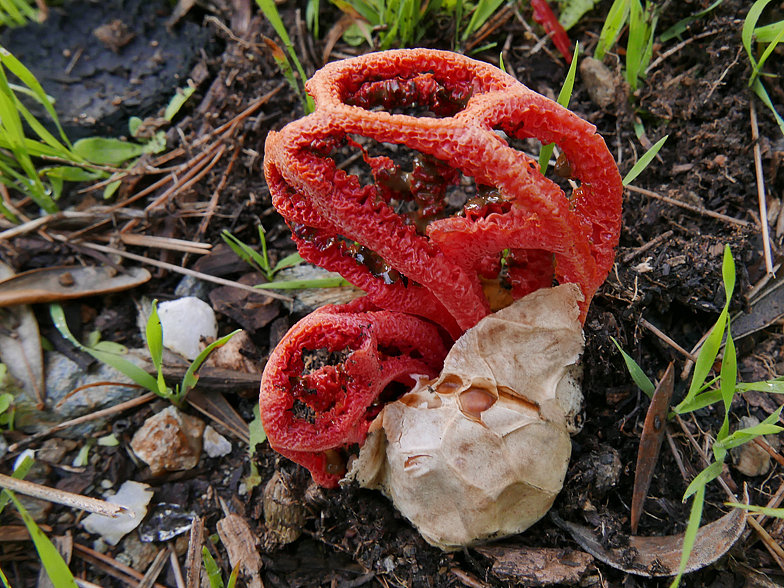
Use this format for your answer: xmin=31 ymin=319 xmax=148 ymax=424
xmin=1 ymin=0 xmax=784 ymax=587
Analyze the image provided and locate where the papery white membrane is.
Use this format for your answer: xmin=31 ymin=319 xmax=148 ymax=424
xmin=347 ymin=284 xmax=585 ymax=550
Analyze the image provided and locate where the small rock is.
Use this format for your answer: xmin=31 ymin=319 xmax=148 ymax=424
xmin=203 ymin=426 xmax=232 ymax=458
xmin=115 ymin=533 xmax=159 ymax=570
xmin=157 ymin=297 xmax=218 ymax=360
xmin=174 ymin=274 xmax=212 ymax=302
xmin=579 ymin=57 xmax=616 ymax=109
xmin=82 ymin=481 xmax=154 ymax=546
xmin=13 ymin=351 xmax=150 ymax=436
xmin=130 ymin=406 xmax=205 ymax=475
xmin=205 ymin=330 xmax=261 ymax=374
xmin=209 ymin=273 xmax=280 ymax=333
xmin=37 ymin=438 xmax=78 ymax=464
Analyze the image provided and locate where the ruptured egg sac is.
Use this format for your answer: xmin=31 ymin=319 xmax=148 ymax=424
xmin=348 ymin=284 xmax=585 ymax=550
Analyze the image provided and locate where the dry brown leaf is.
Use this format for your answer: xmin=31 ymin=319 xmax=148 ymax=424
xmin=631 ymin=362 xmax=674 ymax=534
xmin=0 ymin=266 xmax=150 ymax=307
xmin=0 ymin=261 xmax=44 ymax=406
xmin=553 ymin=494 xmax=747 ymax=578
xmin=216 ymin=513 xmax=263 ymax=588
xmin=475 ymin=544 xmax=593 ymax=587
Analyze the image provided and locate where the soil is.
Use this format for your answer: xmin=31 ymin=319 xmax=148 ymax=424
xmin=1 ymin=0 xmax=784 ymax=587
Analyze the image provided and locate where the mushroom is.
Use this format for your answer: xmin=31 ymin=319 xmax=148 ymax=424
xmin=260 ymin=49 xmax=622 ymax=547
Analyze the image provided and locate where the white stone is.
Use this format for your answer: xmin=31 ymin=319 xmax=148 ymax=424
xmin=157 ymin=297 xmax=218 ymax=360
xmin=204 ymin=426 xmax=232 ymax=458
xmin=82 ymin=481 xmax=154 ymax=546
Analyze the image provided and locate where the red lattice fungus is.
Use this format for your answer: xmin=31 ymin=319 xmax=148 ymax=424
xmin=261 ymin=49 xmax=622 ymax=487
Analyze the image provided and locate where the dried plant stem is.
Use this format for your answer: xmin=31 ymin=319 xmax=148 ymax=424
xmin=0 ymin=473 xmax=130 ymax=518
xmin=621 ymin=230 xmax=674 ymax=263
xmin=74 ymin=543 xmax=168 ymax=588
xmin=751 ymin=100 xmax=775 ymax=276
xmin=639 ymin=318 xmax=697 ymax=361
xmin=8 ymin=392 xmax=157 ymax=453
xmin=625 ymin=185 xmax=751 ymax=228
xmin=53 ymin=237 xmax=294 ymax=302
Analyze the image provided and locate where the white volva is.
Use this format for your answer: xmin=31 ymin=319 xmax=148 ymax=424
xmin=348 ymin=284 xmax=585 ymax=550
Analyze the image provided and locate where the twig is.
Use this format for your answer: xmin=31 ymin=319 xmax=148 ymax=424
xmin=621 ymin=230 xmax=674 ymax=263
xmin=169 ymin=542 xmax=187 ymax=588
xmin=451 ymin=568 xmax=491 ymax=588
xmin=52 ymin=237 xmax=294 ymax=302
xmin=74 ymin=543 xmax=168 ymax=588
xmin=93 ymin=233 xmax=213 ymax=255
xmin=0 ymin=473 xmax=130 ymax=518
xmin=639 ymin=318 xmax=697 ymax=361
xmin=665 ymin=428 xmax=691 ymax=482
xmin=645 ymin=30 xmax=719 ymax=75
xmin=185 ymin=517 xmax=204 ymax=588
xmin=625 ymin=185 xmax=752 ymax=228
xmin=191 ymin=138 xmax=243 ymax=254
xmin=145 ymin=143 xmax=227 ymax=211
xmin=8 ymin=392 xmax=157 ymax=453
xmin=140 ymin=548 xmax=169 ymax=588
xmin=0 ymin=210 xmax=142 ymax=241
xmin=751 ymin=99 xmax=775 ymax=276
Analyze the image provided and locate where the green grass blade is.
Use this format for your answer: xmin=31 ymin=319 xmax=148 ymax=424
xmin=222 ymin=230 xmax=267 ymax=273
xmin=622 ymin=134 xmax=668 ymax=185
xmin=0 ymin=455 xmax=32 ymax=515
xmin=146 ymin=301 xmax=167 ymax=395
xmin=625 ymin=0 xmax=645 ymax=91
xmin=743 ymin=0 xmax=773 ymax=77
xmin=725 ymin=503 xmax=784 ymax=517
xmin=673 ymin=389 xmax=722 ymax=415
xmin=594 ymin=0 xmax=629 ymax=60
xmin=179 ymin=330 xmax=241 ymax=401
xmin=50 ymin=303 xmax=160 ymax=392
xmin=751 ymin=78 xmax=784 ymax=138
xmin=273 ymin=252 xmax=305 ymax=274
xmin=201 ymin=547 xmax=225 ymax=588
xmin=716 ymin=326 xmax=736 ymax=442
xmin=5 ymin=490 xmax=79 ymax=588
xmin=611 ymin=337 xmax=655 ymax=397
xmin=461 ymin=0 xmax=504 ymax=41
xmin=752 ymin=22 xmax=784 ymax=83
xmin=669 ymin=483 xmax=705 ymax=588
xmin=255 ymin=0 xmax=315 ymax=113
xmin=306 ymin=0 xmax=320 ymax=37
xmin=660 ymin=0 xmax=723 ymax=42
xmin=755 ymin=20 xmax=784 ymax=43
xmin=227 ymin=562 xmax=241 ymax=588
xmin=713 ymin=406 xmax=784 ymax=452
xmin=540 ymin=42 xmax=580 ymax=173
xmin=72 ymin=137 xmax=146 ymax=165
xmin=0 ymin=47 xmax=71 ymax=146
xmin=737 ymin=380 xmax=784 ymax=394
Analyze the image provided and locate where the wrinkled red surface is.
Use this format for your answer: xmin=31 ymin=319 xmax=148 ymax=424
xmin=261 ymin=49 xmax=622 ymax=485
xmin=260 ymin=301 xmax=447 ymax=487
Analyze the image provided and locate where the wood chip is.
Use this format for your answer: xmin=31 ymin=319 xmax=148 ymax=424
xmin=475 ymin=544 xmax=593 ymax=587
xmin=0 ymin=266 xmax=150 ymax=307
xmin=216 ymin=513 xmax=263 ymax=588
